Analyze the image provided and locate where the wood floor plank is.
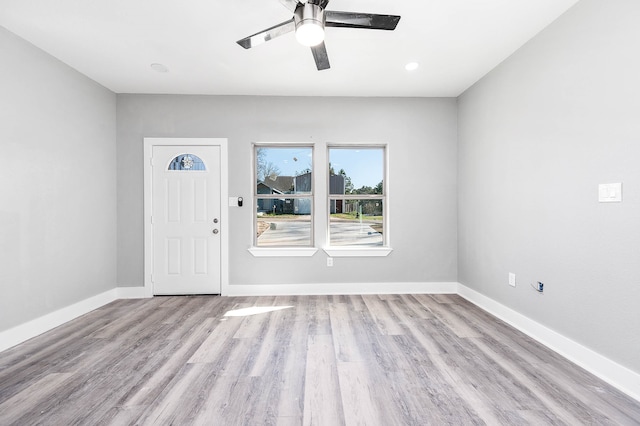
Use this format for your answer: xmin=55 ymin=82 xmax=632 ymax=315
xmin=360 ymin=295 xmax=406 ymax=336
xmin=469 ymin=335 xmax=591 ymax=425
xmin=302 ymin=334 xmax=344 ymax=426
xmin=186 ymin=343 xmax=259 ymax=424
xmin=276 ymin=300 xmax=310 ymax=419
xmin=139 ymin=363 xmax=217 ymax=425
xmin=386 ymin=296 xmax=444 ymax=354
xmin=329 ymin=301 xmax=365 ymax=363
xmin=121 ymin=317 xmax=218 ymax=408
xmin=336 ymin=361 xmax=383 ymax=426
xmin=397 ymin=293 xmax=435 ymax=319
xmin=44 ymin=325 xmax=193 ymax=425
xmin=308 ymin=295 xmax=332 ymax=336
xmin=415 ymin=294 xmax=482 ymax=338
xmin=89 ymin=297 xmax=167 ymax=339
xmin=193 ymin=375 xmax=262 ymax=425
xmin=188 ymin=316 xmax=246 ymax=364
xmin=248 ymin=305 xmax=296 ymax=377
xmin=0 ymin=372 xmax=73 ymax=425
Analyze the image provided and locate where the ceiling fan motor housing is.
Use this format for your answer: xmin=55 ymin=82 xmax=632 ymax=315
xmin=295 ymin=3 xmax=325 ymax=28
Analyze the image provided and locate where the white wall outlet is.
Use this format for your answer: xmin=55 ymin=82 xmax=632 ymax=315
xmin=509 ymin=273 xmax=516 ymax=287
xmin=327 ymin=257 xmax=333 ymax=267
xmin=598 ymin=183 xmax=622 ymax=203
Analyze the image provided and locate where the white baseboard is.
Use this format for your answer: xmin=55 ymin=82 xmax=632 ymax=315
xmin=457 ymin=283 xmax=640 ymax=402
xmin=224 ymin=281 xmax=458 ymax=297
xmin=0 ymin=289 xmax=118 ymax=353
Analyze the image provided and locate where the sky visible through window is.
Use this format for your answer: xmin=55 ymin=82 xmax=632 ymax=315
xmin=330 ymin=148 xmax=383 ymax=189
xmin=262 ymin=147 xmax=383 ymax=189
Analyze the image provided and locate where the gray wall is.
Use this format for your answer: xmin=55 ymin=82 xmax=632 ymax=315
xmin=117 ymin=96 xmax=458 ymax=287
xmin=0 ymin=27 xmax=117 ymax=332
xmin=458 ymin=0 xmax=640 ymax=372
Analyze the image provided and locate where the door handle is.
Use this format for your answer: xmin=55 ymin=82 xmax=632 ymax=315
xmin=212 ymin=229 xmax=219 ymax=234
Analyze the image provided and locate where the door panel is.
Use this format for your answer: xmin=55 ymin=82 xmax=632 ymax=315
xmin=152 ymin=145 xmax=221 ymax=294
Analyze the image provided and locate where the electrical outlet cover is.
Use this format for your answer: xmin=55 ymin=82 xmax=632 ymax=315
xmin=509 ymin=273 xmax=516 ymax=287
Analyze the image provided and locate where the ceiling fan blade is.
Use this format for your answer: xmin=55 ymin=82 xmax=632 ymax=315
xmin=279 ymin=0 xmax=301 ymax=13
xmin=325 ymin=11 xmax=401 ymax=30
xmin=311 ymin=42 xmax=330 ymax=70
xmin=237 ymin=19 xmax=296 ymax=49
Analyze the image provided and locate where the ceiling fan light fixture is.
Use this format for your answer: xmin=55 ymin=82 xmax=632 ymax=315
xmin=294 ymin=3 xmax=325 ymax=47
xmin=296 ymin=21 xmax=325 ymax=46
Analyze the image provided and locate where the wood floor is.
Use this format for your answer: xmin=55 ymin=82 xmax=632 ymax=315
xmin=0 ymin=294 xmax=639 ymax=425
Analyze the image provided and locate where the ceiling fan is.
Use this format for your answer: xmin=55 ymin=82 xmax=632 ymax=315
xmin=236 ymin=0 xmax=401 ymax=71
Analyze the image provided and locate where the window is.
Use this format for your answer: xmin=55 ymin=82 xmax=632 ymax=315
xmin=254 ymin=145 xmax=313 ymax=248
xmin=250 ymin=143 xmax=389 ymax=257
xmin=328 ymin=147 xmax=386 ymax=247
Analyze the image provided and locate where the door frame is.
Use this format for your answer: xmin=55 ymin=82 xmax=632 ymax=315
xmin=143 ymin=137 xmax=229 ymax=297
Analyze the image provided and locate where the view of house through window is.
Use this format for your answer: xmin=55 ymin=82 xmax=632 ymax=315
xmin=329 ymin=147 xmax=385 ymax=246
xmin=255 ymin=146 xmax=313 ymax=247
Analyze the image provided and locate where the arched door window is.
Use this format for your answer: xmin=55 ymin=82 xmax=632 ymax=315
xmin=167 ymin=154 xmax=206 ymax=171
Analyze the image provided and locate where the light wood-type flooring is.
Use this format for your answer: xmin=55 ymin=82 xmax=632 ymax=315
xmin=1 ymin=294 xmax=639 ymax=425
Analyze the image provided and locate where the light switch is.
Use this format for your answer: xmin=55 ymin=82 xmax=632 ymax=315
xmin=598 ymin=183 xmax=622 ymax=203
xmin=228 ymin=197 xmax=239 ymax=207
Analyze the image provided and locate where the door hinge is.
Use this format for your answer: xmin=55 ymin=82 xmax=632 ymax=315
xmin=150 ymin=274 xmax=154 ymax=283
xmin=150 ymin=157 xmax=154 ymax=166
xmin=150 ymin=215 xmax=153 ymax=224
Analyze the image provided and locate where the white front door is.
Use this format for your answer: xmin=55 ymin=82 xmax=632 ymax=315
xmin=151 ymin=145 xmax=221 ymax=294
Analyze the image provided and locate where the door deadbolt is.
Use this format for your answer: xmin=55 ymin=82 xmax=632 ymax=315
xmin=212 ymin=229 xmax=219 ymax=234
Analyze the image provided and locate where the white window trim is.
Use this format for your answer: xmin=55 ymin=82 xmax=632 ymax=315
xmin=323 ymin=247 xmax=393 ymax=257
xmin=249 ymin=141 xmax=392 ymax=258
xmin=250 ymin=142 xmax=316 ymax=256
xmin=326 ymin=144 xmax=390 ymax=252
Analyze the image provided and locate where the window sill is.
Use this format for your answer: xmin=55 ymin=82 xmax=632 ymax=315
xmin=323 ymin=247 xmax=393 ymax=257
xmin=248 ymin=247 xmax=318 ymax=257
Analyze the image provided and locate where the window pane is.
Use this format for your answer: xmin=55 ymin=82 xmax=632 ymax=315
xmin=256 ymin=198 xmax=312 ymax=246
xmin=329 ymin=148 xmax=383 ymax=194
xmin=256 ymin=147 xmax=312 ymax=195
xmin=329 ymin=199 xmax=383 ymax=246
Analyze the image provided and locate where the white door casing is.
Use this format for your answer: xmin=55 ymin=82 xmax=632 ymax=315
xmin=144 ymin=138 xmax=228 ymax=296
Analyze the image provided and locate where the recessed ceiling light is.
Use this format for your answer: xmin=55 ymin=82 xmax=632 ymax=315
xmin=150 ymin=63 xmax=169 ymax=73
xmin=405 ymin=62 xmax=419 ymax=71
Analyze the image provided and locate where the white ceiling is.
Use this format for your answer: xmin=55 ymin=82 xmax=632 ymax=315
xmin=0 ymin=0 xmax=579 ymax=97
